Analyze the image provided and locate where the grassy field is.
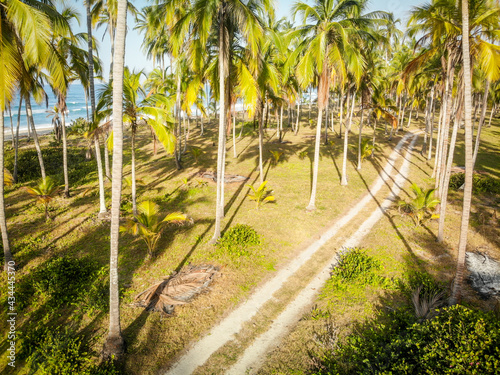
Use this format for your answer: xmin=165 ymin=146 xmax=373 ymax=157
xmin=0 ymin=108 xmax=499 ymax=374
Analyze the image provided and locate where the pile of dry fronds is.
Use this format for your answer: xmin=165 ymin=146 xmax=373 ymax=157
xmin=133 ymin=264 xmax=220 ymax=314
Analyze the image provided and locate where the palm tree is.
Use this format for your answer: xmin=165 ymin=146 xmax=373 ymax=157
xmin=291 ymin=0 xmax=373 ymax=208
xmin=0 ymin=0 xmax=63 ymax=270
xmin=171 ymin=0 xmax=270 ymax=243
xmin=24 ymin=177 xmax=61 ymax=220
xmin=450 ymin=0 xmax=474 ymax=305
xmin=98 ymin=68 xmax=175 ymax=216
xmin=102 ymin=0 xmax=127 ymax=361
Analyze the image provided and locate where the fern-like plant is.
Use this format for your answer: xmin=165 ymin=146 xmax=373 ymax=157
xmin=359 ymin=138 xmax=379 ymax=161
xmin=270 ymin=150 xmax=284 ymax=165
xmin=4 ymin=168 xmax=14 ymax=187
xmin=298 ymin=150 xmax=308 ymax=160
xmin=24 ymin=176 xmax=60 ymax=220
xmin=398 ymin=184 xmax=440 ymax=227
xmin=190 ymin=147 xmax=203 ymax=163
xmin=247 ymin=181 xmax=275 ymax=209
xmin=120 ymin=200 xmax=188 ymax=257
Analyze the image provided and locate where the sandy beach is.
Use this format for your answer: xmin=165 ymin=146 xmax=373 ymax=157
xmin=4 ymin=126 xmax=54 ymax=142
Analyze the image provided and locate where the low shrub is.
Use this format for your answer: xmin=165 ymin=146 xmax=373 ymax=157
xmin=5 ymin=147 xmax=96 ymax=185
xmin=449 ymin=172 xmax=500 ymax=194
xmin=216 ymin=224 xmax=261 ymax=257
xmin=26 ymin=326 xmax=119 ymax=375
xmin=313 ymin=305 xmax=500 ymax=374
xmin=32 ymin=256 xmax=99 ymax=304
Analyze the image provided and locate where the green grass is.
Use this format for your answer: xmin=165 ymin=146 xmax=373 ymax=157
xmin=1 ymin=109 xmax=499 ymax=374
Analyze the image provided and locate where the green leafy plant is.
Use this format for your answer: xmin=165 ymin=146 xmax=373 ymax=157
xmin=216 ymin=224 xmax=261 ymax=257
xmin=190 ymin=147 xmax=203 ymax=163
xmin=24 ymin=176 xmax=61 ymax=220
xmin=26 ymin=326 xmax=119 ymax=375
xmin=449 ymin=172 xmax=500 ymax=194
xmin=298 ymin=150 xmax=308 ymax=160
xmin=270 ymin=150 xmax=284 ymax=165
xmin=359 ymin=138 xmax=379 ymax=161
xmin=314 ymin=305 xmax=500 ymax=374
xmin=120 ymin=200 xmax=188 ymax=257
xmin=330 ymin=247 xmax=383 ymax=285
xmin=247 ymin=181 xmax=275 ymax=209
xmin=398 ymin=183 xmax=440 ymax=226
xmin=4 ymin=168 xmax=14 ymax=187
xmin=31 ymin=256 xmax=100 ymax=306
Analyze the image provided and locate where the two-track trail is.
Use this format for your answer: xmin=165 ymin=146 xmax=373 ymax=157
xmin=163 ymin=132 xmax=419 ymax=375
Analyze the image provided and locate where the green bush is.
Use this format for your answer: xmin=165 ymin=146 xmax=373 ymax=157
xmin=217 ymin=224 xmax=261 ymax=257
xmin=5 ymin=147 xmax=96 ymax=185
xmin=330 ymin=248 xmax=385 ymax=285
xmin=398 ymin=269 xmax=446 ymax=298
xmin=314 ymin=305 xmax=500 ymax=374
xmin=26 ymin=326 xmax=119 ymax=375
xmin=449 ymin=173 xmax=500 ymax=194
xmin=32 ymin=256 xmax=101 ymax=306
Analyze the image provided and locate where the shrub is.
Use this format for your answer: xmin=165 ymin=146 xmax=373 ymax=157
xmin=5 ymin=147 xmax=96 ymax=185
xmin=31 ymin=256 xmax=101 ymax=306
xmin=26 ymin=326 xmax=119 ymax=375
xmin=449 ymin=172 xmax=500 ymax=194
xmin=217 ymin=224 xmax=261 ymax=257
xmin=330 ymin=248 xmax=383 ymax=285
xmin=314 ymin=305 xmax=500 ymax=374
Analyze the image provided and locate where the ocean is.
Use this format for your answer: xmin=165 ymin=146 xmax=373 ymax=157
xmin=4 ymin=83 xmax=318 ymax=133
xmin=5 ymin=83 xmax=96 ymax=132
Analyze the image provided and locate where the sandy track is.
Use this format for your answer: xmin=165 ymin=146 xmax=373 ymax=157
xmin=164 ymin=133 xmax=418 ymax=375
xmin=227 ymin=134 xmax=418 ymax=374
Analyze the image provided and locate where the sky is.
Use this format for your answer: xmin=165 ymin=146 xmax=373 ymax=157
xmin=72 ymin=0 xmax=422 ymax=82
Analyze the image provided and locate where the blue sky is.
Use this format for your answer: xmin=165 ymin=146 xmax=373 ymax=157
xmin=72 ymin=0 xmax=422 ymax=81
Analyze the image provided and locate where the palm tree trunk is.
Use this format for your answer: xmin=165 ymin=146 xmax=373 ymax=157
xmin=86 ymin=0 xmax=96 ymax=115
xmin=428 ymin=90 xmax=436 ymax=160
xmin=471 ymin=79 xmax=490 ymax=170
xmin=487 ymin=103 xmax=495 ymax=127
xmin=8 ymin=105 xmax=14 ymax=148
xmin=451 ymin=0 xmax=473 ymax=305
xmin=0 ymin=111 xmax=14 ymax=271
xmin=104 ymin=137 xmax=111 ymax=180
xmin=341 ymin=91 xmax=355 ymax=186
xmin=438 ymin=87 xmax=463 ymax=243
xmin=95 ymin=135 xmax=107 ymax=215
xmin=13 ymin=96 xmax=22 ymax=183
xmin=232 ymin=106 xmax=236 ymax=159
xmin=61 ymin=107 xmax=70 ymax=197
xmin=308 ymin=86 xmax=312 ymax=123
xmin=174 ymin=72 xmax=182 ymax=170
xmin=338 ymin=91 xmax=344 ymax=138
xmin=131 ymin=128 xmax=137 ymax=216
xmin=258 ymin=99 xmax=265 ymax=185
xmin=102 ymin=0 xmax=127 ymax=360
xmin=295 ymin=93 xmax=301 ymax=135
xmin=357 ymin=108 xmax=364 ymax=170
xmin=306 ymin=104 xmax=323 ymax=211
xmin=25 ymin=96 xmax=46 ymax=179
xmin=210 ymin=9 xmax=227 ymax=244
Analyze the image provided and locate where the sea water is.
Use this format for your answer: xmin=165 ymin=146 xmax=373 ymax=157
xmin=5 ymin=83 xmax=98 ymax=132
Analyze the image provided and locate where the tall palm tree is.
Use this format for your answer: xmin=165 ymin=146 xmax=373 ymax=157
xmin=102 ymin=0 xmax=127 ymax=361
xmin=171 ymin=0 xmax=270 ymax=243
xmin=98 ymin=68 xmax=175 ymax=216
xmin=451 ymin=0 xmax=480 ymax=304
xmin=290 ymin=0 xmax=370 ymax=207
xmin=1 ymin=0 xmax=65 ymax=270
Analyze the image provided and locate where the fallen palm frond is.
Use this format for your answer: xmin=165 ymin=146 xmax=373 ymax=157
xmin=133 ymin=264 xmax=220 ymax=314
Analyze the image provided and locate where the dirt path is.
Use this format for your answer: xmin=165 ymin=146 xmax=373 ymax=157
xmin=164 ymin=133 xmax=418 ymax=375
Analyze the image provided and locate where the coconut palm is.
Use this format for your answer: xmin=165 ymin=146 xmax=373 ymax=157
xmin=98 ymin=68 xmax=175 ymax=216
xmin=102 ymin=0 xmax=127 ymax=361
xmin=170 ymin=0 xmax=270 ymax=243
xmin=24 ymin=177 xmax=61 ymax=220
xmin=0 ymin=0 xmax=64 ymax=270
xmin=120 ymin=200 xmax=187 ymax=257
xmin=450 ymin=0 xmax=474 ymax=305
xmin=290 ymin=0 xmax=376 ymax=207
